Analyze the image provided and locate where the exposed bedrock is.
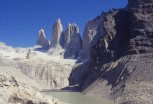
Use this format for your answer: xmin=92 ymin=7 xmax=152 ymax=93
xmin=64 ymin=23 xmax=82 ymax=58
xmin=37 ymin=29 xmax=50 ymax=48
xmin=69 ymin=8 xmax=130 ymax=91
xmin=51 ymin=19 xmax=64 ymax=48
xmin=69 ymin=0 xmax=153 ymax=104
xmin=128 ymin=0 xmax=153 ymax=54
xmin=81 ymin=14 xmax=104 ymax=58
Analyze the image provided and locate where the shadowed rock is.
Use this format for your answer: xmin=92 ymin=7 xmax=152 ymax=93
xmin=64 ymin=23 xmax=82 ymax=58
xmin=128 ymin=0 xmax=153 ymax=54
xmin=69 ymin=0 xmax=153 ymax=104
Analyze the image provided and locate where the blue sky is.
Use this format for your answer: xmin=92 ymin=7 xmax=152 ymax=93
xmin=0 ymin=0 xmax=128 ymax=47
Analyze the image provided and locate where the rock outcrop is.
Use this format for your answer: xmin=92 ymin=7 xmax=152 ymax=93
xmin=128 ymin=0 xmax=153 ymax=54
xmin=64 ymin=23 xmax=82 ymax=58
xmin=51 ymin=19 xmax=64 ymax=48
xmin=49 ymin=19 xmax=65 ymax=55
xmin=90 ymin=9 xmax=129 ymax=66
xmin=69 ymin=0 xmax=153 ymax=104
xmin=82 ymin=15 xmax=104 ymax=58
xmin=37 ymin=29 xmax=50 ymax=48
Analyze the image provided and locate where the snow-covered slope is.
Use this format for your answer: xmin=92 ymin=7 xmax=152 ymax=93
xmin=0 ymin=42 xmax=76 ymax=103
xmin=0 ymin=43 xmax=76 ymax=89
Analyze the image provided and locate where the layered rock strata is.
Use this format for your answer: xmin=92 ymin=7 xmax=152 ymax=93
xmin=128 ymin=0 xmax=153 ymax=54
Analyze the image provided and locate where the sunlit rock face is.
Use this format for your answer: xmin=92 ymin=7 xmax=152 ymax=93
xmin=49 ymin=19 xmax=65 ymax=55
xmin=51 ymin=19 xmax=64 ymax=48
xmin=64 ymin=23 xmax=82 ymax=58
xmin=82 ymin=15 xmax=104 ymax=58
xmin=37 ymin=29 xmax=49 ymax=48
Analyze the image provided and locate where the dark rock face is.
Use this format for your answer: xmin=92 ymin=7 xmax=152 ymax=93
xmin=70 ymin=0 xmax=153 ymax=104
xmin=69 ymin=61 xmax=92 ymax=91
xmin=91 ymin=9 xmax=130 ymax=66
xmin=128 ymin=0 xmax=153 ymax=54
xmin=128 ymin=0 xmax=153 ymax=8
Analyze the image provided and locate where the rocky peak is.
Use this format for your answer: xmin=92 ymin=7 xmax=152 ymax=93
xmin=64 ymin=23 xmax=82 ymax=58
xmin=37 ymin=29 xmax=49 ymax=48
xmin=51 ymin=19 xmax=64 ymax=48
xmin=64 ymin=23 xmax=80 ymax=48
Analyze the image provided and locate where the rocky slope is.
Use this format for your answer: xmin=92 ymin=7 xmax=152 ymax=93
xmin=69 ymin=0 xmax=153 ymax=104
xmin=128 ymin=0 xmax=153 ymax=54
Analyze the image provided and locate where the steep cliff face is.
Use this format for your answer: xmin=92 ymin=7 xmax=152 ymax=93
xmin=128 ymin=0 xmax=153 ymax=54
xmin=64 ymin=23 xmax=82 ymax=58
xmin=82 ymin=15 xmax=104 ymax=58
xmin=69 ymin=8 xmax=130 ymax=91
xmin=91 ymin=9 xmax=130 ymax=66
xmin=16 ymin=61 xmax=73 ymax=89
xmin=49 ymin=19 xmax=65 ymax=55
xmin=51 ymin=19 xmax=64 ymax=48
xmin=37 ymin=29 xmax=50 ymax=48
xmin=70 ymin=0 xmax=153 ymax=104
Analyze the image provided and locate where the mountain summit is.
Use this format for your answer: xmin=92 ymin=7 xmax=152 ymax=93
xmin=37 ymin=29 xmax=50 ymax=48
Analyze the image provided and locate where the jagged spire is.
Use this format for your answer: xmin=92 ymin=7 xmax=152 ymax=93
xmin=37 ymin=28 xmax=49 ymax=48
xmin=51 ymin=18 xmax=64 ymax=47
xmin=64 ymin=23 xmax=82 ymax=58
